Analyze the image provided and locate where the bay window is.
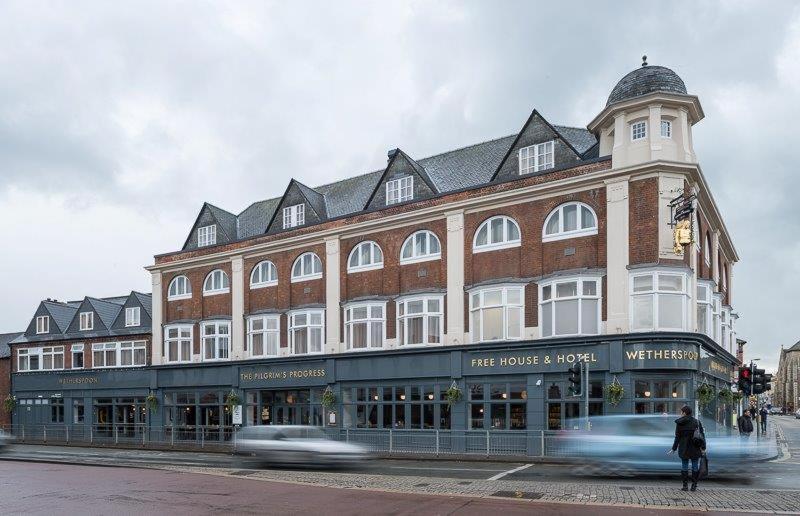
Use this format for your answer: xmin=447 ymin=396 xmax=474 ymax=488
xmin=712 ymin=293 xmax=722 ymax=343
xmin=202 ymin=321 xmax=230 ymax=361
xmin=345 ymin=303 xmax=385 ymax=350
xmin=469 ymin=285 xmax=524 ymax=342
xmin=696 ymin=281 xmax=713 ymax=337
xmin=165 ymin=325 xmax=192 ymax=363
xmin=630 ymin=270 xmax=690 ymax=332
xmin=721 ymin=307 xmax=731 ymax=351
xmin=397 ymin=296 xmax=443 ymax=346
xmin=247 ymin=315 xmax=280 ymax=357
xmin=289 ymin=310 xmax=324 ymax=355
xmin=539 ymin=276 xmax=601 ymax=338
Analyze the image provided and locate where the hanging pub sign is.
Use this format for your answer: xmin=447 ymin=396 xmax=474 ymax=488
xmin=669 ymin=192 xmax=696 ymax=255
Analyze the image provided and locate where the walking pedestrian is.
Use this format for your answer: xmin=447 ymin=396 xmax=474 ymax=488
xmin=759 ymin=406 xmax=768 ymax=433
xmin=668 ymin=405 xmax=706 ymax=492
xmin=739 ymin=410 xmax=754 ymax=438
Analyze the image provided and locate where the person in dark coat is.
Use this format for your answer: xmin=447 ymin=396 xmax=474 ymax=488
xmin=668 ymin=405 xmax=706 ymax=491
xmin=739 ymin=411 xmax=754 ymax=438
xmin=759 ymin=407 xmax=768 ymax=433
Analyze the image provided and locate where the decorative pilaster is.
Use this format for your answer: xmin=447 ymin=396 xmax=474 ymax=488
xmin=150 ymin=271 xmax=163 ymax=366
xmin=325 ymin=237 xmax=341 ymax=353
xmin=231 ymin=256 xmax=245 ymax=360
xmin=445 ymin=211 xmax=465 ymax=345
xmin=605 ymin=177 xmax=630 ymax=334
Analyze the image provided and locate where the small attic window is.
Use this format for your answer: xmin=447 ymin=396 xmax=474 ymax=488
xmin=36 ymin=315 xmax=49 ymax=334
xmin=386 ymin=176 xmax=413 ymax=205
xmin=283 ymin=204 xmax=305 ymax=229
xmin=80 ymin=312 xmax=94 ymax=331
xmin=197 ymin=225 xmax=216 ymax=247
xmin=519 ymin=141 xmax=554 ymax=175
xmin=125 ymin=307 xmax=141 ymax=327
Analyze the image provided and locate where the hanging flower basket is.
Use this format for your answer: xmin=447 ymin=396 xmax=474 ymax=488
xmin=3 ymin=394 xmax=16 ymax=413
xmin=732 ymin=391 xmax=744 ymax=403
xmin=321 ymin=387 xmax=336 ymax=409
xmin=718 ymin=388 xmax=735 ymax=406
xmin=146 ymin=391 xmax=159 ymax=412
xmin=603 ymin=377 xmax=624 ymax=406
xmin=696 ymin=383 xmax=715 ymax=408
xmin=444 ymin=381 xmax=462 ymax=407
xmin=225 ymin=390 xmax=241 ymax=412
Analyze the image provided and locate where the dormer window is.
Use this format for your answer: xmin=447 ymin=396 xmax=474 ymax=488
xmin=283 ymin=204 xmax=305 ymax=229
xmin=36 ymin=315 xmax=49 ymax=334
xmin=631 ymin=120 xmax=647 ymax=141
xmin=79 ymin=312 xmax=94 ymax=331
xmin=660 ymin=120 xmax=672 ymax=138
xmin=519 ymin=141 xmax=554 ymax=174
xmin=197 ymin=225 xmax=216 ymax=247
xmin=125 ymin=307 xmax=141 ymax=327
xmin=386 ymin=176 xmax=413 ymax=205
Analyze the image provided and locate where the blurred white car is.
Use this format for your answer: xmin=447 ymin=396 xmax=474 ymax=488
xmin=234 ymin=425 xmax=369 ymax=467
xmin=795 ymin=409 xmax=800 ymax=419
xmin=0 ymin=429 xmax=10 ymax=451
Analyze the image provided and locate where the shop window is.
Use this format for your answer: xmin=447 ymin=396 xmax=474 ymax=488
xmin=168 ymin=275 xmax=191 ymax=300
xmin=542 ymin=202 xmax=598 ymax=242
xmin=165 ymin=325 xmax=192 ymax=363
xmin=73 ymin=400 xmax=84 ymax=423
xmin=539 ymin=276 xmax=601 ymax=338
xmin=473 ymin=216 xmax=521 ymax=253
xmin=633 ymin=379 xmax=689 ymax=414
xmin=291 ymin=252 xmax=323 ymax=282
xmin=71 ymin=344 xmax=84 ymax=369
xmin=397 ymin=296 xmax=443 ymax=346
xmin=202 ymin=321 xmax=230 ymax=361
xmin=468 ymin=382 xmax=528 ymax=430
xmin=469 ymin=286 xmax=524 ymax=342
xmin=547 ymin=378 xmax=603 ymax=430
xmin=399 ymin=230 xmax=441 ymax=264
xmin=289 ymin=310 xmax=324 ymax=355
xmin=51 ymin=398 xmax=64 ymax=423
xmin=347 ymin=241 xmax=384 ymax=273
xmin=250 ymin=260 xmax=278 ymax=288
xmin=248 ymin=315 xmax=280 ymax=357
xmin=630 ymin=270 xmax=690 ymax=332
xmin=341 ymin=384 xmax=451 ymax=430
xmin=345 ymin=303 xmax=385 ymax=351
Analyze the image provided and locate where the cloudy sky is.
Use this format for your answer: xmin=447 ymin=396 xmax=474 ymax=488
xmin=0 ymin=1 xmax=796 ymax=371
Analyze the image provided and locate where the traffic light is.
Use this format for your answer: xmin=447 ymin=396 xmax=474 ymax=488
xmin=764 ymin=373 xmax=773 ymax=392
xmin=737 ymin=367 xmax=752 ymax=396
xmin=568 ymin=362 xmax=583 ymax=397
xmin=752 ymin=367 xmax=766 ymax=395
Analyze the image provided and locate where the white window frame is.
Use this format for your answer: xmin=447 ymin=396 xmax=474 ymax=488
xmin=538 ymin=276 xmax=602 ymax=338
xmin=696 ymin=280 xmax=714 ymax=338
xmin=631 ymin=120 xmax=647 ymax=141
xmin=91 ymin=341 xmax=147 ymax=369
xmin=291 ymin=252 xmax=323 ymax=282
xmin=542 ymin=202 xmax=598 ymax=242
xmin=125 ymin=307 xmax=141 ymax=327
xmin=71 ymin=344 xmax=84 ymax=370
xmin=203 ymin=269 xmax=230 ymax=296
xmin=36 ymin=315 xmax=49 ymax=334
xmin=660 ymin=119 xmax=672 ymax=138
xmin=17 ymin=346 xmax=64 ymax=372
xmin=720 ymin=306 xmax=731 ymax=352
xmin=344 ymin=302 xmax=386 ymax=351
xmin=197 ymin=224 xmax=217 ymax=247
xmin=283 ymin=204 xmax=305 ymax=229
xmin=518 ymin=140 xmax=554 ymax=174
xmin=247 ymin=315 xmax=280 ymax=358
xmin=629 ymin=269 xmax=691 ymax=332
xmin=164 ymin=324 xmax=193 ymax=364
xmin=347 ymin=241 xmax=384 ymax=273
xmin=168 ymin=275 xmax=192 ymax=301
xmin=386 ymin=176 xmax=414 ymax=205
xmin=473 ymin=216 xmax=522 ymax=253
xmin=704 ymin=234 xmax=712 ymax=266
xmin=468 ymin=285 xmax=524 ymax=343
xmin=79 ymin=312 xmax=94 ymax=331
xmin=288 ymin=310 xmax=325 ymax=355
xmin=396 ymin=295 xmax=444 ymax=347
xmin=712 ymin=293 xmax=722 ymax=343
xmin=201 ymin=321 xmax=231 ymax=362
xmin=250 ymin=260 xmax=278 ymax=288
xmin=399 ymin=230 xmax=441 ymax=265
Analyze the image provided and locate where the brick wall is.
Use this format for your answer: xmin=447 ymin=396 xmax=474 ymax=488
xmin=0 ymin=358 xmax=10 ymax=426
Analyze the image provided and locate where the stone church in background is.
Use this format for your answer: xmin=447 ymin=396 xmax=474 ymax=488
xmin=774 ymin=341 xmax=800 ymax=412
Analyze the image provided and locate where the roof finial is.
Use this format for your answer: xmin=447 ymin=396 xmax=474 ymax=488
xmin=642 ymin=55 xmax=648 ymax=67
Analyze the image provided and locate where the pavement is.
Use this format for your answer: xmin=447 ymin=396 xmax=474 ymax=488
xmin=1 ymin=418 xmax=800 ymax=514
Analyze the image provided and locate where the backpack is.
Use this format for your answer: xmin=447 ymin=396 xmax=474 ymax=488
xmin=692 ymin=420 xmax=706 ymax=448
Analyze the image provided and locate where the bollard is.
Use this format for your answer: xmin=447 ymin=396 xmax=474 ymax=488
xmin=435 ymin=430 xmax=440 ymax=457
xmin=485 ymin=430 xmax=490 ymax=457
xmin=171 ymin=429 xmax=174 ymax=448
xmin=66 ymin=425 xmax=69 ymax=444
xmin=44 ymin=426 xmax=47 ymax=443
xmin=115 ymin=426 xmax=119 ymax=444
xmin=90 ymin=425 xmax=93 ymax=444
xmin=346 ymin=427 xmax=350 ymax=443
xmin=21 ymin=425 xmax=25 ymax=442
xmin=540 ymin=430 xmax=545 ymax=457
xmin=201 ymin=430 xmax=205 ymax=448
xmin=389 ymin=429 xmax=393 ymax=454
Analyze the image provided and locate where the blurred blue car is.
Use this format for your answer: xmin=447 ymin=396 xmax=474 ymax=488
xmin=556 ymin=415 xmax=774 ymax=477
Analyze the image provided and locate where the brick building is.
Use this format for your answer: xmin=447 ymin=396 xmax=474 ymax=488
xmin=0 ymin=332 xmax=22 ymax=427
xmin=11 ymin=61 xmax=740 ymax=439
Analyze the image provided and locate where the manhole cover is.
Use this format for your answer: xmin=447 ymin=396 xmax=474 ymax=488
xmin=458 ymin=481 xmax=472 ymax=485
xmin=619 ymin=486 xmax=635 ymax=490
xmin=491 ymin=491 xmax=543 ymax=500
xmin=414 ymin=483 xmax=430 ymax=487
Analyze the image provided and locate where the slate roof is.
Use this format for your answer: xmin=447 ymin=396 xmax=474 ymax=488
xmin=788 ymin=340 xmax=800 ymax=352
xmin=206 ymin=203 xmax=239 ymax=242
xmin=44 ymin=301 xmax=80 ymax=333
xmin=184 ymin=121 xmax=599 ymax=247
xmin=607 ymin=64 xmax=687 ymax=106
xmin=0 ymin=332 xmax=22 ymax=359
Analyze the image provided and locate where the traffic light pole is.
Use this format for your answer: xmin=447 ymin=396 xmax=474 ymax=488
xmin=584 ymin=361 xmax=590 ymax=431
xmin=751 ymin=360 xmax=758 ymax=440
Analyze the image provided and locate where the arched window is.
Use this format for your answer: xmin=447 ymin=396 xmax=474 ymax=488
xmin=473 ymin=215 xmax=521 ymax=252
xmin=250 ymin=260 xmax=277 ymax=288
xmin=291 ymin=252 xmax=323 ymax=282
xmin=203 ymin=269 xmax=230 ymax=295
xmin=400 ymin=230 xmax=441 ymax=264
xmin=347 ymin=241 xmax=384 ymax=273
xmin=704 ymin=233 xmax=712 ymax=266
xmin=542 ymin=202 xmax=597 ymax=242
xmin=168 ymin=275 xmax=191 ymax=300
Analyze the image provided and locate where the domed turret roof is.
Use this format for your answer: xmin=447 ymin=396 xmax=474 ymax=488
xmin=607 ymin=61 xmax=687 ymax=107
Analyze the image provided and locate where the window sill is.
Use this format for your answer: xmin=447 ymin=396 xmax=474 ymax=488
xmin=201 ymin=357 xmax=231 ymax=363
xmin=291 ymin=350 xmax=324 ymax=356
xmin=540 ymin=332 xmax=600 ymax=339
xmin=344 ymin=346 xmax=384 ymax=353
xmin=93 ymin=364 xmax=147 ymax=369
xmin=168 ymin=294 xmax=193 ymax=302
xmin=347 ymin=264 xmax=384 ymax=274
xmin=250 ymin=281 xmax=278 ymax=290
xmin=399 ymin=254 xmax=441 ymax=266
xmin=248 ymin=353 xmax=280 ymax=359
xmin=203 ymin=289 xmax=230 ymax=297
xmin=473 ymin=241 xmax=521 ymax=254
xmin=125 ymin=323 xmax=140 ymax=328
xmin=542 ymin=229 xmax=598 ymax=243
xmin=290 ymin=273 xmax=323 ymax=283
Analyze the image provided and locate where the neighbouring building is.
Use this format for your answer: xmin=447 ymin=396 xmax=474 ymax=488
xmin=10 ymin=60 xmax=740 ymax=442
xmin=1 ymin=332 xmax=22 ymax=428
xmin=774 ymin=341 xmax=800 ymax=413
